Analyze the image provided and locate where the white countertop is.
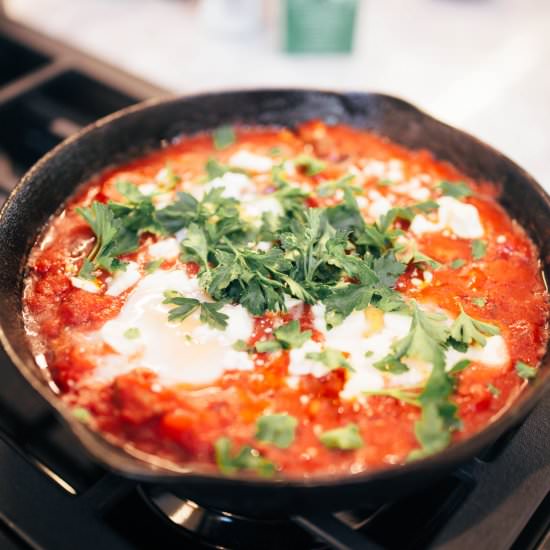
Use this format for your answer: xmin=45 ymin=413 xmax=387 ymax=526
xmin=5 ymin=0 xmax=550 ymax=191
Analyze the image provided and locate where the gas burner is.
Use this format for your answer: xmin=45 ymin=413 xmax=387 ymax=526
xmin=140 ymin=486 xmax=324 ymax=549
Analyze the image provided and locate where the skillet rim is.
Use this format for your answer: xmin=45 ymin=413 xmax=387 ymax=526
xmin=0 ymin=88 xmax=549 ymax=489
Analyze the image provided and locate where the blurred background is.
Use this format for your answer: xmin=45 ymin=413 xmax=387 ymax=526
xmin=1 ymin=0 xmax=550 ymax=191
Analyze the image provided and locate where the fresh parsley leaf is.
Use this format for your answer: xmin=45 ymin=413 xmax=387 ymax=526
xmin=199 ymin=302 xmax=229 ymax=330
xmin=363 ymin=388 xmax=422 ymax=407
xmin=163 ymin=291 xmax=228 ymax=330
xmin=72 ymin=407 xmax=92 ymax=423
xmin=438 ymin=181 xmax=473 ymax=199
xmin=255 ymin=414 xmax=297 ymax=448
xmin=145 ymin=259 xmax=164 ymax=274
xmin=123 ymin=327 xmax=140 ymax=340
xmin=471 ymin=297 xmax=487 ymax=308
xmin=255 ymin=340 xmax=283 ymax=353
xmin=205 ymin=158 xmax=243 ymax=180
xmin=449 ymin=305 xmax=499 ymax=347
xmin=78 ymin=258 xmax=96 ymax=280
xmin=181 ymin=223 xmax=210 ymax=268
xmin=163 ymin=292 xmax=200 ymax=323
xmin=450 ymin=258 xmax=466 ymax=269
xmin=232 ymin=339 xmax=251 ymax=352
xmin=214 ymin=437 xmax=275 ymax=477
xmin=317 ymin=174 xmax=360 ymax=197
xmin=374 ymin=303 xmax=449 ymax=374
xmin=212 ymin=125 xmax=236 ymax=150
xmin=76 ymin=202 xmax=138 ymax=276
xmin=273 ymin=320 xmax=311 ymax=349
xmin=306 ymin=348 xmax=354 ymax=372
xmin=516 ymin=361 xmax=537 ymax=380
xmin=319 ymin=423 xmax=363 ymax=450
xmin=294 ymin=154 xmax=326 ymax=176
xmin=471 ymin=239 xmax=487 ymax=260
xmin=487 ymin=383 xmax=501 ymax=397
xmin=448 ymin=359 xmax=471 ymax=375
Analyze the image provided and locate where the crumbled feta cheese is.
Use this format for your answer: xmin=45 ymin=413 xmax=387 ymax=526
xmin=106 ymin=262 xmax=141 ymax=297
xmin=148 ymin=238 xmax=180 ymax=260
xmin=70 ymin=276 xmax=101 ymax=294
xmin=229 ymin=150 xmax=273 ymax=173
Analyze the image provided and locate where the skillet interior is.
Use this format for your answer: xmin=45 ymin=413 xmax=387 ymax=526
xmin=0 ymin=90 xmax=549 ymax=515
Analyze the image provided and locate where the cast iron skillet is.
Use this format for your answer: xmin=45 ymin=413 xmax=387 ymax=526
xmin=0 ymin=90 xmax=549 ymax=518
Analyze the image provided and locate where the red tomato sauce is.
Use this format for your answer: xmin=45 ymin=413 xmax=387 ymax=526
xmin=23 ymin=122 xmax=549 ymax=477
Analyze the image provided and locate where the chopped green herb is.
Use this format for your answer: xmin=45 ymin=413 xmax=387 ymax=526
xmin=269 ymin=146 xmax=282 ymax=156
xmin=232 ymin=339 xmax=251 ymax=352
xmin=374 ymin=303 xmax=449 ymax=374
xmin=256 ymin=340 xmax=283 ymax=353
xmin=76 ymin=202 xmax=138 ymax=277
xmin=255 ymin=414 xmax=298 ymax=449
xmin=123 ymin=327 xmax=140 ymax=340
xmin=487 ymin=383 xmax=501 ymax=397
xmin=438 ymin=181 xmax=473 ymax=199
xmin=306 ymin=348 xmax=354 ymax=372
xmin=364 ymin=350 xmax=374 ymax=358
xmin=145 ymin=258 xmax=164 ymax=274
xmin=72 ymin=407 xmax=92 ymax=423
xmin=516 ymin=361 xmax=537 ymax=380
xmin=449 ymin=305 xmax=499 ymax=347
xmin=212 ymin=125 xmax=236 ymax=150
xmin=214 ymin=437 xmax=275 ymax=477
xmin=377 ymin=179 xmax=395 ymax=187
xmin=472 ymin=297 xmax=487 ymax=308
xmin=363 ymin=387 xmax=422 ymax=407
xmin=319 ymin=423 xmax=363 ymax=450
xmin=294 ymin=154 xmax=326 ymax=176
xmin=450 ymin=258 xmax=466 ymax=269
xmin=263 ymin=320 xmax=312 ymax=351
xmin=163 ymin=291 xmax=228 ymax=330
xmin=471 ymin=239 xmax=487 ymax=260
xmin=448 ymin=359 xmax=471 ymax=375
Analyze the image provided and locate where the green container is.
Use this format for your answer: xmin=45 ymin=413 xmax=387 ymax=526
xmin=285 ymin=0 xmax=359 ymax=54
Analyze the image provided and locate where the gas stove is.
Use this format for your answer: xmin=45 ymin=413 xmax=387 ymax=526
xmin=0 ymin=17 xmax=549 ymax=550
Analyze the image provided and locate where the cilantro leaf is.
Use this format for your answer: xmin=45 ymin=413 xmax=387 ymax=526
xmin=374 ymin=303 xmax=449 ymax=374
xmin=306 ymin=348 xmax=354 ymax=372
xmin=319 ymin=423 xmax=363 ymax=450
xmin=181 ymin=223 xmax=210 ymax=268
xmin=163 ymin=291 xmax=228 ymax=330
xmin=214 ymin=437 xmax=275 ymax=477
xmin=212 ymin=125 xmax=236 ymax=150
xmin=145 ymin=258 xmax=164 ymax=274
xmin=448 ymin=359 xmax=471 ymax=375
xmin=123 ymin=327 xmax=140 ymax=340
xmin=449 ymin=305 xmax=499 ymax=347
xmin=255 ymin=414 xmax=298 ymax=449
xmin=255 ymin=340 xmax=283 ymax=353
xmin=471 ymin=239 xmax=487 ymax=260
xmin=76 ymin=202 xmax=138 ymax=276
xmin=438 ymin=181 xmax=473 ymax=199
xmin=199 ymin=302 xmax=229 ymax=330
xmin=516 ymin=361 xmax=537 ymax=380
xmin=273 ymin=320 xmax=311 ymax=349
xmin=163 ymin=292 xmax=200 ymax=323
xmin=450 ymin=258 xmax=466 ymax=269
xmin=294 ymin=154 xmax=326 ymax=176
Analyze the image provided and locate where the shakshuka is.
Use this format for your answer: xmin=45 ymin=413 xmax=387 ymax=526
xmin=23 ymin=121 xmax=549 ymax=477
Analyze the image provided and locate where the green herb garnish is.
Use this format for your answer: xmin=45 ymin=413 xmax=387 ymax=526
xmin=449 ymin=305 xmax=499 ymax=347
xmin=471 ymin=239 xmax=487 ymax=260
xmin=214 ymin=437 xmax=275 ymax=477
xmin=306 ymin=348 xmax=354 ymax=372
xmin=450 ymin=259 xmax=466 ymax=269
xmin=294 ymin=154 xmax=326 ymax=176
xmin=319 ymin=423 xmax=363 ymax=450
xmin=145 ymin=259 xmax=164 ymax=274
xmin=438 ymin=181 xmax=473 ymax=199
xmin=212 ymin=125 xmax=236 ymax=150
xmin=516 ymin=361 xmax=537 ymax=380
xmin=255 ymin=414 xmax=298 ymax=449
xmin=163 ymin=290 xmax=228 ymax=330
xmin=123 ymin=327 xmax=140 ymax=340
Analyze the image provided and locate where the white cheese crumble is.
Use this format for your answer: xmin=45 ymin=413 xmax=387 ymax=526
xmin=148 ymin=238 xmax=180 ymax=260
xmin=70 ymin=276 xmax=101 ymax=294
xmin=105 ymin=262 xmax=141 ymax=297
xmin=202 ymin=172 xmax=254 ymax=200
xmin=410 ymin=196 xmax=484 ymax=239
xmin=229 ymin=150 xmax=273 ymax=173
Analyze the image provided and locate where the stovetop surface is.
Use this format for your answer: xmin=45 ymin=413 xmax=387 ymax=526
xmin=0 ymin=17 xmax=549 ymax=550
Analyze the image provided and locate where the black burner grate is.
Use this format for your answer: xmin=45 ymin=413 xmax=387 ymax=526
xmin=0 ymin=16 xmax=549 ymax=550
